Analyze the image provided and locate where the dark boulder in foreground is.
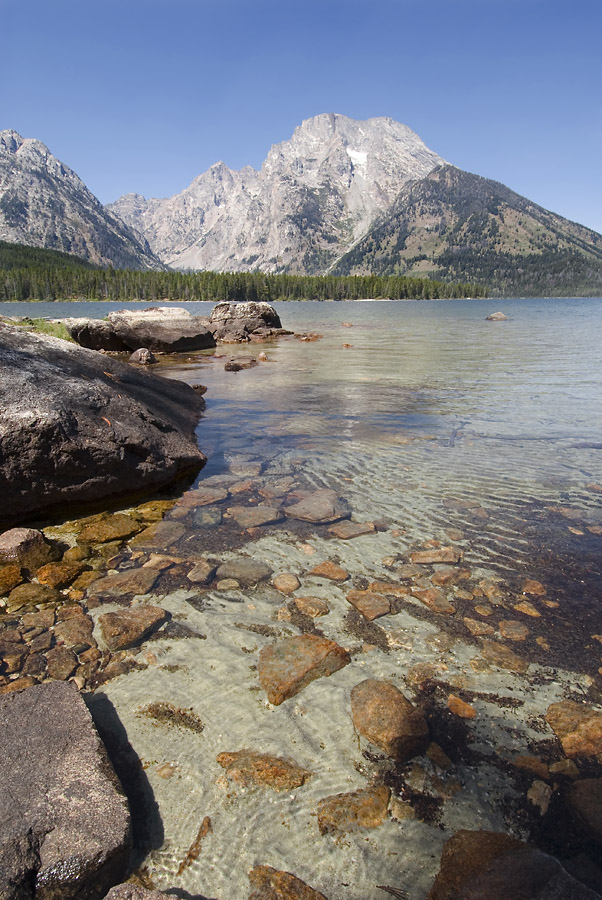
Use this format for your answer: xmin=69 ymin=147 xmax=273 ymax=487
xmin=427 ymin=829 xmax=600 ymax=900
xmin=0 ymin=681 xmax=131 ymax=899
xmin=0 ymin=324 xmax=206 ymax=524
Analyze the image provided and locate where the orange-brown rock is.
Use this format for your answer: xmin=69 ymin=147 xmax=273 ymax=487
xmin=307 ymin=561 xmax=348 ymax=582
xmin=36 ymin=560 xmax=85 ymax=589
xmin=498 ymin=619 xmax=529 ymax=641
xmin=328 ymin=521 xmax=375 ymax=540
xmin=478 ymin=579 xmax=505 ymax=602
xmin=411 ymin=547 xmax=463 ymax=565
xmin=463 ymin=617 xmax=495 ymax=637
xmin=513 ymin=600 xmax=541 ymax=617
xmin=511 ymin=755 xmax=550 ymax=780
xmin=258 ymin=635 xmax=350 ymax=705
xmin=78 ymin=514 xmax=142 ymax=543
xmin=249 ymin=865 xmax=328 ymax=900
xmin=481 ymin=640 xmax=528 ymax=673
xmin=447 ymin=695 xmax=476 ymax=719
xmin=45 ymin=646 xmax=78 ymax=680
xmin=346 ymin=590 xmax=390 ymax=621
xmin=293 ymin=597 xmax=330 ymax=618
xmin=176 ymin=486 xmax=229 ymax=508
xmin=272 ymin=573 xmax=301 ymax=595
xmin=99 ymin=605 xmax=169 ymax=651
xmin=367 ymin=581 xmax=410 ymax=597
xmin=0 ymin=564 xmax=24 ymax=595
xmin=426 ymin=829 xmax=595 ymax=900
xmin=317 ymin=786 xmax=390 ymax=835
xmin=413 ymin=588 xmax=455 ymax=615
xmin=431 ymin=567 xmax=471 ymax=587
xmin=217 ymin=750 xmax=312 ymax=791
xmin=53 ymin=614 xmax=95 ymax=651
xmin=87 ymin=567 xmax=159 ymax=599
xmin=351 ymin=678 xmax=429 ymax=761
xmin=546 ymin=701 xmax=602 ymax=758
xmin=523 ymin=578 xmax=546 ymax=596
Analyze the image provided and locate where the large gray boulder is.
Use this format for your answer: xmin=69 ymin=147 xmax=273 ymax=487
xmin=208 ymin=301 xmax=286 ymax=342
xmin=0 ymin=324 xmax=206 ymax=524
xmin=64 ymin=307 xmax=216 ymax=353
xmin=0 ymin=682 xmax=132 ymax=899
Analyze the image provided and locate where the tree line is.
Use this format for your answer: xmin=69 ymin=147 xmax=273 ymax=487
xmin=0 ymin=266 xmax=485 ymax=303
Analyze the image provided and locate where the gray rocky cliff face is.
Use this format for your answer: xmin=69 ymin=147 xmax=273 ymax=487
xmin=108 ymin=113 xmax=445 ymax=273
xmin=0 ymin=130 xmax=163 ymax=269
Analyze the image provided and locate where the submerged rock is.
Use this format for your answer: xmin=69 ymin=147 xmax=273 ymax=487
xmin=248 ymin=866 xmax=328 ymax=900
xmin=426 ymin=829 xmax=599 ymax=899
xmin=0 ymin=681 xmax=131 ymax=899
xmin=216 ymin=558 xmax=273 ymax=586
xmin=0 ymin=325 xmax=206 ymax=524
xmin=217 ymin=750 xmax=313 ymax=791
xmin=546 ymin=701 xmax=602 ymax=758
xmin=258 ymin=634 xmax=350 ymax=705
xmin=350 ymin=678 xmax=429 ymax=761
xmin=317 ymin=786 xmax=390 ymax=835
xmin=99 ymin=605 xmax=170 ymax=650
xmin=284 ymin=490 xmax=349 ymax=524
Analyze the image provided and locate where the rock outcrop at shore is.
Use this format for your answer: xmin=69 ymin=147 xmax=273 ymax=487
xmin=64 ymin=302 xmax=287 ymax=352
xmin=0 ymin=324 xmax=206 ymax=524
xmin=0 ymin=681 xmax=131 ymax=899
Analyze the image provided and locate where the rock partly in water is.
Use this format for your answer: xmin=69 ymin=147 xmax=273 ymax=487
xmin=248 ymin=866 xmax=328 ymax=900
xmin=209 ymin=301 xmax=285 ymax=343
xmin=426 ymin=829 xmax=599 ymax=899
xmin=0 ymin=681 xmax=131 ymax=899
xmin=217 ymin=750 xmax=313 ymax=791
xmin=350 ymin=678 xmax=429 ymax=761
xmin=128 ymin=348 xmax=156 ymax=365
xmin=0 ymin=528 xmax=57 ymax=571
xmin=486 ymin=311 xmax=508 ymax=321
xmin=67 ymin=307 xmax=216 ymax=353
xmin=258 ymin=634 xmax=350 ymax=705
xmin=98 ymin=606 xmax=170 ymax=651
xmin=0 ymin=325 xmax=206 ymax=523
xmin=284 ymin=490 xmax=350 ymax=524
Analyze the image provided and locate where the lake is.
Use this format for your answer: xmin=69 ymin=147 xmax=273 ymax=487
xmin=3 ymin=296 xmax=602 ymax=898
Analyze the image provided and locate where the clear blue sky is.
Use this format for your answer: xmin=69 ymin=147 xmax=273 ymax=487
xmin=3 ymin=0 xmax=601 ymax=233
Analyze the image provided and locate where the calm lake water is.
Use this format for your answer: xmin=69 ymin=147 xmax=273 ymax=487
xmin=4 ymin=297 xmax=602 ymax=898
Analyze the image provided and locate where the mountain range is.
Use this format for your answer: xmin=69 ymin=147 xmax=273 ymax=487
xmin=1 ymin=116 xmax=602 ymax=296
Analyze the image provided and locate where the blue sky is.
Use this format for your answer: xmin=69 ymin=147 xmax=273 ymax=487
xmin=3 ymin=0 xmax=601 ymax=233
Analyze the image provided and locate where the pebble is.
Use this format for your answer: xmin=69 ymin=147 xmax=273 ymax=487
xmin=187 ymin=560 xmax=217 ymax=585
xmin=463 ymin=617 xmax=495 ymax=637
xmin=346 ymin=590 xmax=390 ymax=621
xmin=216 ymin=750 xmax=313 ymax=791
xmin=293 ymin=597 xmax=330 ymax=618
xmin=498 ymin=619 xmax=529 ymax=641
xmin=513 ymin=600 xmax=541 ymax=617
xmin=447 ymin=694 xmax=477 ymax=719
xmin=273 ymin=573 xmax=301 ymax=595
xmin=307 ymin=561 xmax=349 ymax=581
xmin=523 ymin=578 xmax=546 ymax=596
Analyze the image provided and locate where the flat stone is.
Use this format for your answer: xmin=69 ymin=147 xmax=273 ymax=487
xmin=431 ymin=567 xmax=471 ymax=586
xmin=499 ymin=619 xmax=529 ymax=641
xmin=523 ymin=578 xmax=547 ymax=596
xmin=328 ymin=521 xmax=375 ymax=540
xmin=258 ymin=634 xmax=350 ymax=705
xmin=463 ymin=617 xmax=495 ymax=637
xmin=346 ymin=590 xmax=390 ymax=621
xmin=7 ymin=583 xmax=61 ymax=609
xmin=45 ymin=646 xmax=78 ymax=680
xmin=413 ymin=587 xmax=456 ymax=615
xmin=87 ymin=567 xmax=159 ymax=599
xmin=216 ymin=578 xmax=240 ymax=591
xmin=317 ymin=786 xmax=390 ymax=835
xmin=350 ymin=679 xmax=429 ymax=761
xmin=0 ymin=528 xmax=57 ymax=572
xmin=22 ymin=609 xmax=55 ymax=629
xmin=513 ymin=600 xmax=541 ymax=617
xmin=177 ymin=486 xmax=230 ymax=508
xmin=410 ymin=547 xmax=463 ymax=565
xmin=36 ymin=560 xmax=85 ymax=589
xmin=307 ymin=561 xmax=349 ymax=581
xmin=0 ymin=681 xmax=131 ymax=898
xmin=53 ymin=614 xmax=95 ymax=651
xmin=293 ymin=597 xmax=330 ymax=618
xmin=367 ymin=580 xmax=410 ymax=597
xmin=99 ymin=605 xmax=169 ymax=651
xmin=426 ymin=829 xmax=599 ymax=900
xmin=481 ymin=640 xmax=528 ymax=674
xmin=187 ymin=560 xmax=216 ymax=585
xmin=129 ymin=520 xmax=186 ymax=550
xmin=546 ymin=701 xmax=602 ymax=758
xmin=249 ymin=865 xmax=328 ymax=900
xmin=217 ymin=750 xmax=313 ymax=790
xmin=227 ymin=506 xmax=283 ymax=528
xmin=284 ymin=489 xmax=349 ymax=524
xmin=273 ymin=573 xmax=301 ymax=595
xmin=216 ymin=558 xmax=273 ymax=586
xmin=193 ymin=507 xmax=223 ymax=528
xmin=78 ymin=514 xmax=143 ymax=544
xmin=0 ymin=564 xmax=24 ymax=595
